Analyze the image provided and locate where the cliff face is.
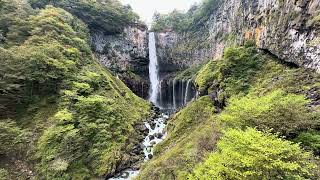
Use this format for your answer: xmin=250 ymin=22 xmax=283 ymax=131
xmin=156 ymin=0 xmax=320 ymax=73
xmin=91 ymin=25 xmax=150 ymax=98
xmin=155 ymin=31 xmax=215 ymax=75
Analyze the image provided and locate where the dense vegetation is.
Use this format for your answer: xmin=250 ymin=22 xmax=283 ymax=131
xmin=0 ymin=0 xmax=149 ymax=179
xmin=151 ymin=0 xmax=221 ymax=32
xmin=29 ymin=0 xmax=140 ymax=34
xmin=138 ymin=45 xmax=320 ymax=179
xmin=190 ymin=128 xmax=318 ymax=179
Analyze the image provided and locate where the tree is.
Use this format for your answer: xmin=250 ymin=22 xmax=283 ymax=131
xmin=189 ymin=128 xmax=319 ymax=180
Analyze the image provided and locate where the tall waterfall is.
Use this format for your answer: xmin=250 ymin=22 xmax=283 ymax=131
xmin=148 ymin=32 xmax=160 ymax=105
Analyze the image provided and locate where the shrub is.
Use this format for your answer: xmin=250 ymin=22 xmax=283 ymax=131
xmin=220 ymin=90 xmax=316 ymax=137
xmin=0 ymin=168 xmax=9 ymax=180
xmin=195 ymin=46 xmax=262 ymax=96
xmin=294 ymin=131 xmax=320 ymax=156
xmin=0 ymin=119 xmax=26 ymax=155
xmin=189 ymin=128 xmax=319 ymax=180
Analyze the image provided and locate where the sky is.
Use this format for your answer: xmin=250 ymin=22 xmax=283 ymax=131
xmin=119 ymin=0 xmax=202 ymax=25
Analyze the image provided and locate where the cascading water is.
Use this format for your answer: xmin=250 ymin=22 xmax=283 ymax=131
xmin=108 ymin=33 xmax=196 ymax=180
xmin=148 ymin=32 xmax=160 ymax=105
xmin=184 ymin=79 xmax=192 ymax=104
xmin=108 ymin=32 xmax=168 ymax=180
xmin=172 ymin=79 xmax=177 ymax=109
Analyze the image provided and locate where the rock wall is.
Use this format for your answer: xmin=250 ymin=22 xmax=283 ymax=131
xmin=90 ymin=25 xmax=150 ymax=98
xmin=155 ymin=31 xmax=216 ymax=76
xmin=156 ymin=0 xmax=320 ymax=73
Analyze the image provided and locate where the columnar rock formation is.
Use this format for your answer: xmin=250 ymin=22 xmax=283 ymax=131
xmin=155 ymin=0 xmax=320 ymax=73
xmin=91 ymin=25 xmax=150 ymax=98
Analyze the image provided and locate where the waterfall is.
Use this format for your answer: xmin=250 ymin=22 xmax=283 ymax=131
xmin=184 ymin=79 xmax=192 ymax=104
xmin=172 ymin=79 xmax=176 ymax=109
xmin=148 ymin=32 xmax=160 ymax=105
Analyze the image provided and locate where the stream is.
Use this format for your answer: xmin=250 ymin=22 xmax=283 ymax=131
xmin=108 ymin=32 xmax=169 ymax=180
xmin=108 ymin=111 xmax=170 ymax=180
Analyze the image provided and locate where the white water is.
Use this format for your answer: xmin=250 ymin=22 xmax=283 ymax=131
xmin=173 ymin=79 xmax=176 ymax=109
xmin=108 ymin=113 xmax=169 ymax=180
xmin=143 ymin=114 xmax=168 ymax=159
xmin=148 ymin=32 xmax=160 ymax=105
xmin=184 ymin=79 xmax=192 ymax=104
xmin=108 ymin=33 xmax=168 ymax=180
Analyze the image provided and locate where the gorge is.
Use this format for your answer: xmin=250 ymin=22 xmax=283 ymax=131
xmin=0 ymin=0 xmax=319 ymax=180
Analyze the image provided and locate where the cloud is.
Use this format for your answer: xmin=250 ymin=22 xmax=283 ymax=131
xmin=120 ymin=0 xmax=202 ymax=25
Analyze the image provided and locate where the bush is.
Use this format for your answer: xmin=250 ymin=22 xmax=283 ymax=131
xmin=0 ymin=168 xmax=9 ymax=180
xmin=195 ymin=46 xmax=262 ymax=96
xmin=294 ymin=131 xmax=320 ymax=156
xmin=0 ymin=119 xmax=26 ymax=155
xmin=189 ymin=128 xmax=319 ymax=180
xmin=220 ymin=90 xmax=316 ymax=137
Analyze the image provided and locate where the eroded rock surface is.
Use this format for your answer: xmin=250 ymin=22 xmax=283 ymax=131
xmin=91 ymin=25 xmax=150 ymax=98
xmin=155 ymin=0 xmax=320 ymax=73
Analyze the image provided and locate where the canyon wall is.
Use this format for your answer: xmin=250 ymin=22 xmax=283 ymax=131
xmin=90 ymin=25 xmax=150 ymax=98
xmin=155 ymin=0 xmax=320 ymax=73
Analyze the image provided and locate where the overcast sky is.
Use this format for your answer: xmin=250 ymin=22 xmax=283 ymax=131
xmin=119 ymin=0 xmax=202 ymax=25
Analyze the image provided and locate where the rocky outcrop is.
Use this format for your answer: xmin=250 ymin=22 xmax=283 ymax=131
xmin=90 ymin=25 xmax=150 ymax=98
xmin=156 ymin=0 xmax=320 ymax=73
xmin=155 ymin=31 xmax=215 ymax=76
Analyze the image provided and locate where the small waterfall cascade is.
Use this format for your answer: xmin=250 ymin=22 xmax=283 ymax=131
xmin=184 ymin=79 xmax=192 ymax=104
xmin=172 ymin=79 xmax=177 ymax=109
xmin=158 ymin=79 xmax=197 ymax=109
xmin=148 ymin=32 xmax=160 ymax=106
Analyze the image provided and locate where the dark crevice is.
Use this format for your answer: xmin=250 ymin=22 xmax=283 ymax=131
xmin=259 ymin=48 xmax=299 ymax=68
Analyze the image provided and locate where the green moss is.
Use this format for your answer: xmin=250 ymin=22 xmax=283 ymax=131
xmin=175 ymin=64 xmax=204 ymax=80
xmin=195 ymin=46 xmax=263 ymax=96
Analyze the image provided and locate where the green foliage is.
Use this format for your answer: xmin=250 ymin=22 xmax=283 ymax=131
xmin=137 ymin=96 xmax=219 ymax=179
xmin=34 ymin=63 xmax=149 ymax=178
xmin=174 ymin=64 xmax=203 ymax=81
xmin=189 ymin=128 xmax=319 ymax=180
xmin=0 ymin=169 xmax=9 ymax=180
xmin=151 ymin=10 xmax=193 ymax=32
xmin=220 ymin=90 xmax=316 ymax=137
xmin=29 ymin=0 xmax=140 ymax=34
xmin=294 ymin=131 xmax=320 ymax=156
xmin=0 ymin=5 xmax=91 ymax=115
xmin=0 ymin=1 xmax=150 ymax=179
xmin=151 ymin=0 xmax=221 ymax=32
xmin=140 ymin=45 xmax=320 ymax=179
xmin=195 ymin=46 xmax=262 ymax=96
xmin=0 ymin=0 xmax=33 ymax=46
xmin=166 ymin=96 xmax=215 ymax=139
xmin=0 ymin=119 xmax=26 ymax=155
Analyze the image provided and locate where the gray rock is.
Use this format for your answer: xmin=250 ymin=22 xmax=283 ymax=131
xmin=149 ymin=135 xmax=155 ymax=141
xmin=90 ymin=25 xmax=150 ymax=98
xmin=155 ymin=133 xmax=163 ymax=139
xmin=148 ymin=154 xmax=153 ymax=159
xmin=155 ymin=0 xmax=320 ymax=73
xmin=150 ymin=141 xmax=156 ymax=146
